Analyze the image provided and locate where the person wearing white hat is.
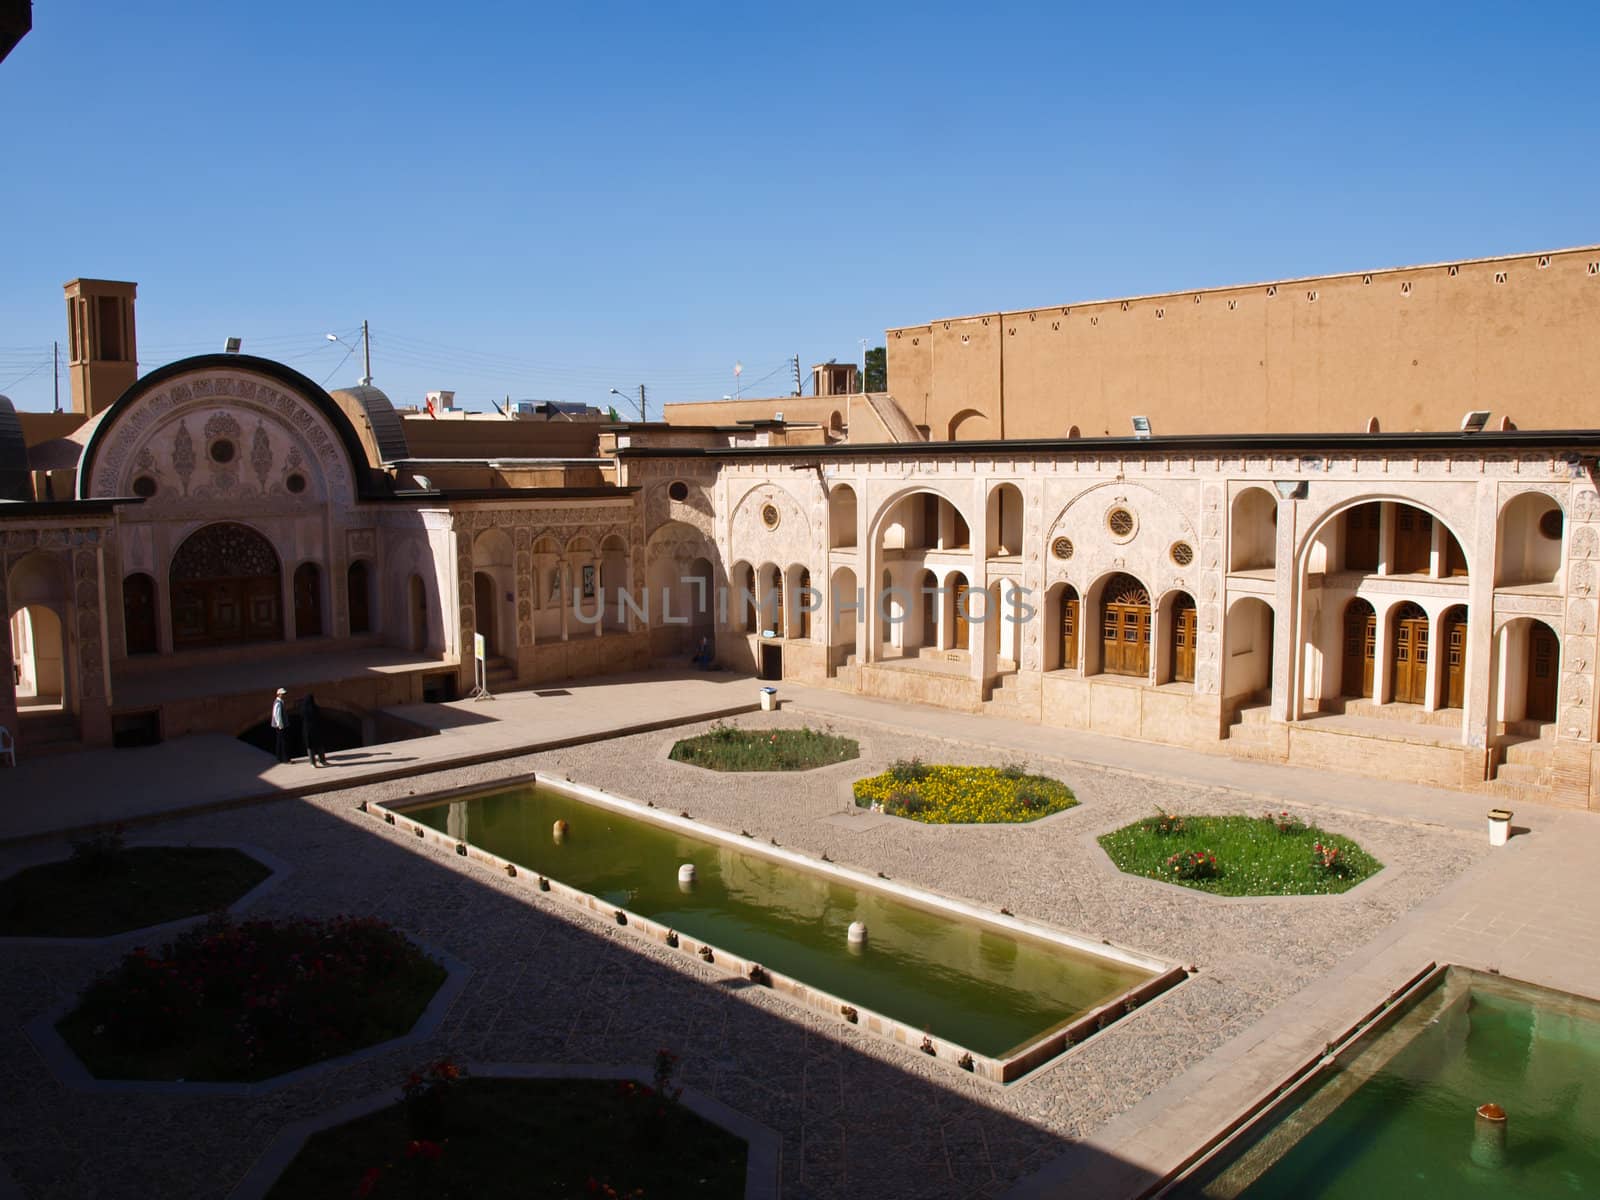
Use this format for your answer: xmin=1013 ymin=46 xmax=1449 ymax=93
xmin=270 ymin=688 xmax=289 ymax=763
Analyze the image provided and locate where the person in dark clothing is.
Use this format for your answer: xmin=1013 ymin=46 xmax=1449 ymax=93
xmin=299 ymin=692 xmax=330 ymax=767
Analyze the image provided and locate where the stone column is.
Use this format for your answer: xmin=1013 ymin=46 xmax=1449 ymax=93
xmin=1372 ymin=602 xmax=1394 ymax=705
xmin=1272 ymin=496 xmax=1297 ymax=722
xmin=1423 ymin=606 xmax=1443 ymax=711
xmin=1378 ymin=502 xmax=1396 ymax=575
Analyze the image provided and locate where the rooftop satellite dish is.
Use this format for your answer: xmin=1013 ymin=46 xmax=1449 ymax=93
xmin=412 ymin=474 xmax=433 ymax=490
xmin=1460 ymin=410 xmax=1491 ymax=433
xmin=224 ymin=337 xmax=242 ymax=354
xmin=1131 ymin=415 xmax=1152 ymax=438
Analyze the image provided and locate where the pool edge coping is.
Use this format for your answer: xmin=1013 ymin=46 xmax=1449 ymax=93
xmin=368 ymin=773 xmax=1188 ymax=1085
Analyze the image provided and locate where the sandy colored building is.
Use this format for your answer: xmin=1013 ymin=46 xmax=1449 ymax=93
xmin=7 ymin=258 xmax=1600 ymax=813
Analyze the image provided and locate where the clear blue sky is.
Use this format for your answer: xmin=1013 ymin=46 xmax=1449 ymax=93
xmin=2 ymin=2 xmax=1596 ymax=414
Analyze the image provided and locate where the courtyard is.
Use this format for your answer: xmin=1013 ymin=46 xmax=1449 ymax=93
xmin=2 ymin=674 xmax=1598 ymax=1198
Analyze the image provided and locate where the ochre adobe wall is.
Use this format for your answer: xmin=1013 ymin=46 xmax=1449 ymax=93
xmin=887 ymin=246 xmax=1600 ymax=440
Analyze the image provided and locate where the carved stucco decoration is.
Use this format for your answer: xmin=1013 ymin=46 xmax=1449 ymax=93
xmin=87 ymin=372 xmax=351 ymax=504
xmin=726 ymin=482 xmax=815 ymax=568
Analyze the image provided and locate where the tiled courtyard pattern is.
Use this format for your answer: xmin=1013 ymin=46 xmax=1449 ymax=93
xmin=0 ymin=693 xmax=1530 ymax=1200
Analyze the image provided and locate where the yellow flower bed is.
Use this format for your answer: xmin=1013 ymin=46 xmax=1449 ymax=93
xmin=852 ymin=763 xmax=1076 ymax=824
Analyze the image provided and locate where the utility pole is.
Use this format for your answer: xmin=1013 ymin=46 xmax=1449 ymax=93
xmin=637 ymin=384 xmax=647 ymax=422
xmin=791 ymin=354 xmax=801 ymax=396
xmin=52 ymin=341 xmax=59 ymax=412
xmin=360 ymin=319 xmax=372 ymax=386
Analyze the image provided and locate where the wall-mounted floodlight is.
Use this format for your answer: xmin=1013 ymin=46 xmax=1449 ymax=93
xmin=1273 ymin=480 xmax=1308 ymax=499
xmin=224 ymin=337 xmax=242 ymax=354
xmin=1460 ymin=410 xmax=1491 ymax=433
xmin=1131 ymin=416 xmax=1152 ymax=438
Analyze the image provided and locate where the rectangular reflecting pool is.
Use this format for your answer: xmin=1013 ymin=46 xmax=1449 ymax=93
xmin=1176 ymin=968 xmax=1600 ymax=1198
xmin=393 ymin=779 xmax=1172 ymax=1069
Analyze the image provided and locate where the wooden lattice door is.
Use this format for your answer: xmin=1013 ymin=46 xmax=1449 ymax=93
xmin=1392 ymin=603 xmax=1429 ymax=704
xmin=1172 ymin=595 xmax=1196 ymax=683
xmin=1102 ymin=575 xmax=1150 ymax=677
xmin=1443 ymin=610 xmax=1466 ymax=709
xmin=1059 ymin=591 xmax=1079 ymax=671
xmin=1342 ymin=600 xmax=1375 ymax=698
xmin=952 ymin=584 xmax=970 ymax=650
xmin=1527 ymin=624 xmax=1559 ymax=721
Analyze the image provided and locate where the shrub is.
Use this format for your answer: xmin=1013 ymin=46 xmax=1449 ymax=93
xmin=1144 ymin=808 xmax=1186 ymax=836
xmin=1166 ymin=849 xmax=1219 ymax=880
xmin=998 ymin=759 xmax=1029 ymax=780
xmin=885 ymin=757 xmax=930 ymax=784
xmin=884 ymin=788 xmax=930 ymax=816
xmin=1263 ymin=809 xmax=1306 ymax=836
xmin=69 ymin=824 xmax=128 ymax=878
xmin=1310 ymin=841 xmax=1347 ymax=875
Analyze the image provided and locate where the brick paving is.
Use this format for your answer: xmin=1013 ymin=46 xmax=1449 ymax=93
xmin=0 ymin=684 xmax=1594 ymax=1198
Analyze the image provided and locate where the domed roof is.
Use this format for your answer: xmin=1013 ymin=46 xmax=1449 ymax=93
xmin=0 ymin=395 xmax=30 ymax=501
xmin=329 ymin=384 xmax=410 ymax=465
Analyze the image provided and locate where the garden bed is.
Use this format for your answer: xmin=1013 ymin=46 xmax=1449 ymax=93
xmin=58 ymin=915 xmax=447 ymax=1081
xmin=669 ymin=722 xmax=858 ymax=771
xmin=0 ymin=842 xmax=271 ymax=937
xmin=852 ymin=760 xmax=1076 ymax=824
xmin=265 ymin=1069 xmax=747 ymax=1199
xmin=1097 ymin=810 xmax=1383 ymax=895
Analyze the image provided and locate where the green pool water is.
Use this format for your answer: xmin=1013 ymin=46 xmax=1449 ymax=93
xmin=1186 ymin=970 xmax=1600 ymax=1198
xmin=402 ymin=785 xmax=1152 ymax=1059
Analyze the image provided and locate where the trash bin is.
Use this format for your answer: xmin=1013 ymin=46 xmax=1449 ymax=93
xmin=760 ymin=686 xmax=778 ymax=712
xmin=1487 ymin=808 xmax=1513 ymax=847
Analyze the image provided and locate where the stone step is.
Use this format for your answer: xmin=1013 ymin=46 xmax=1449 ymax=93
xmin=1231 ymin=704 xmax=1273 ymax=727
xmin=1338 ymin=698 xmax=1463 ymax=729
xmin=1494 ymin=761 xmax=1551 ymax=787
xmin=1502 ymin=738 xmax=1554 ymax=769
xmin=1504 ymin=719 xmax=1557 ymax=742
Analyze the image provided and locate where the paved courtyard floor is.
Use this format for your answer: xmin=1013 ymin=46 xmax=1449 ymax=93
xmin=0 ymin=678 xmax=1596 ymax=1198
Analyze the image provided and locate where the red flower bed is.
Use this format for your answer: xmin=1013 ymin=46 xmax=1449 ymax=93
xmin=59 ymin=915 xmax=446 ymax=1082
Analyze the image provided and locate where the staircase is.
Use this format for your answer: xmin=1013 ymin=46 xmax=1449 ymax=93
xmin=983 ymin=671 xmax=1039 ymax=721
xmin=860 ymin=392 xmax=925 ymax=443
xmin=483 ymin=655 xmax=517 ymax=694
xmin=17 ymin=709 xmax=82 ymax=757
xmin=1224 ymin=701 xmax=1280 ymax=762
xmin=1489 ymin=721 xmax=1557 ymax=806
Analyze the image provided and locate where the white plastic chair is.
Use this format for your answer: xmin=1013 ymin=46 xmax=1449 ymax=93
xmin=0 ymin=725 xmax=13 ymax=768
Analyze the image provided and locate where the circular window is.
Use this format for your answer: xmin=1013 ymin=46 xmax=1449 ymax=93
xmin=761 ymin=503 xmax=780 ymax=530
xmin=1539 ymin=509 xmax=1564 ymax=540
xmin=668 ymin=481 xmax=689 ymax=502
xmin=209 ymin=439 xmax=236 ymax=464
xmin=1170 ymin=541 xmax=1195 ymax=567
xmin=132 ymin=475 xmax=157 ymax=498
xmin=1051 ymin=536 xmax=1074 ymax=560
xmin=1106 ymin=506 xmax=1137 ymax=540
xmin=285 ymin=472 xmax=307 ymax=494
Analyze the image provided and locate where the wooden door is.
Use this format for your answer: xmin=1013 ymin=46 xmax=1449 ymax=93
xmin=1102 ymin=576 xmax=1150 ymax=677
xmin=1392 ymin=605 xmax=1428 ymax=704
xmin=797 ymin=570 xmax=811 ymax=639
xmin=1345 ymin=506 xmax=1381 ymax=572
xmin=347 ymin=561 xmax=371 ymax=635
xmin=1395 ymin=508 xmax=1432 ymax=575
xmin=473 ymin=571 xmax=496 ymax=656
xmin=1172 ymin=596 xmax=1196 ymax=683
xmin=1443 ymin=610 xmax=1466 ymax=709
xmin=1342 ymin=601 xmax=1375 ymax=697
xmin=123 ymin=574 xmax=158 ymax=655
xmin=952 ymin=584 xmax=970 ymax=650
xmin=921 ymin=579 xmax=938 ymax=648
xmin=293 ymin=564 xmax=322 ymax=638
xmin=1527 ymin=624 xmax=1559 ymax=721
xmin=1059 ymin=592 xmax=1079 ymax=670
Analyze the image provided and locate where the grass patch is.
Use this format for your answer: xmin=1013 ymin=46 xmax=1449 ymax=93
xmin=852 ymin=759 xmax=1076 ymax=824
xmin=266 ymin=1075 xmax=747 ymax=1200
xmin=58 ymin=915 xmax=446 ymax=1082
xmin=669 ymin=722 xmax=858 ymax=771
xmin=1097 ymin=811 xmax=1383 ymax=895
xmin=0 ymin=845 xmax=271 ymax=937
